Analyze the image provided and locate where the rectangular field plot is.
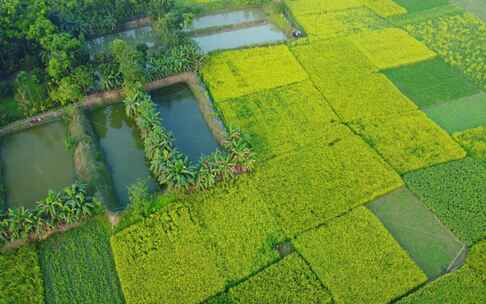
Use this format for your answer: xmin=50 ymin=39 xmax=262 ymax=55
xmin=404 ymin=158 xmax=486 ymax=245
xmin=384 ymin=58 xmax=480 ymax=108
xmin=201 ymin=45 xmax=308 ymax=101
xmin=225 ymin=254 xmax=332 ymax=304
xmin=368 ymin=187 xmax=465 ymax=280
xmin=189 ymin=178 xmax=284 ymax=282
xmin=111 ymin=204 xmax=226 ymax=304
xmin=451 ymin=0 xmax=486 ymax=23
xmin=39 ymin=219 xmax=124 ymax=304
xmin=294 ymin=207 xmax=427 ymax=304
xmin=1 ymin=121 xmax=76 ymax=209
xmin=0 ymin=245 xmax=44 ymax=304
xmin=319 ymin=73 xmax=417 ymax=122
xmin=217 ymin=81 xmax=339 ymax=160
xmin=393 ymin=0 xmax=449 ymax=13
xmin=404 ymin=13 xmax=486 ymax=90
xmin=284 ymin=0 xmax=362 ymax=16
xmin=350 ymin=111 xmax=466 ymax=174
xmin=252 ymin=124 xmax=403 ymax=236
xmin=295 ymin=7 xmax=384 ymax=40
xmin=423 ymin=93 xmax=486 ymax=133
xmin=350 ymin=28 xmax=436 ymax=70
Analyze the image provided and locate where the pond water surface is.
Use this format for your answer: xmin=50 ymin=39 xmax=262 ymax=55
xmin=151 ymin=83 xmax=219 ymax=163
xmin=189 ymin=9 xmax=266 ymax=30
xmin=1 ymin=121 xmax=76 ymax=209
xmin=90 ymin=103 xmax=157 ymax=209
xmin=193 ymin=23 xmax=287 ymax=53
xmin=87 ymin=26 xmax=155 ymax=56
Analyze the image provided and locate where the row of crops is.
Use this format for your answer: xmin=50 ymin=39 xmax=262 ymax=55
xmin=1 ymin=0 xmax=486 ymax=303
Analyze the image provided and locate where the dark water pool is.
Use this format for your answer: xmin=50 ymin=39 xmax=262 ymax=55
xmin=90 ymin=103 xmax=157 ymax=209
xmin=1 ymin=121 xmax=76 ymax=209
xmin=151 ymin=83 xmax=219 ymax=163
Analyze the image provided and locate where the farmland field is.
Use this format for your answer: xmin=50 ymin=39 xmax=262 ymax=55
xmin=1 ymin=0 xmax=486 ymax=303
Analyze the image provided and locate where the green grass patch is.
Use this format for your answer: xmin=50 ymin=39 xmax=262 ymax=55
xmin=393 ymin=0 xmax=449 ymax=13
xmin=226 ymin=254 xmax=332 ymax=303
xmin=111 ymin=203 xmax=226 ymax=304
xmin=284 ymin=0 xmax=406 ymax=17
xmin=39 ymin=218 xmax=124 ymax=304
xmin=350 ymin=111 xmax=466 ymax=174
xmin=403 ymin=12 xmax=486 ymax=90
xmin=294 ymin=207 xmax=427 ymax=304
xmin=201 ymin=45 xmax=308 ymax=101
xmin=368 ymin=187 xmax=465 ymax=279
xmin=189 ymin=178 xmax=285 ymax=282
xmin=217 ymin=80 xmax=339 ymax=160
xmin=384 ymin=58 xmax=479 ymax=108
xmin=350 ymin=28 xmax=436 ymax=70
xmin=0 ymin=245 xmax=44 ymax=304
xmin=404 ymin=158 xmax=486 ymax=245
xmin=423 ymin=92 xmax=486 ymax=133
xmin=251 ymin=124 xmax=403 ymax=236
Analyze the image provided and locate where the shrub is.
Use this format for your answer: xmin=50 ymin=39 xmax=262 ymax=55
xmin=39 ymin=218 xmax=124 ymax=304
xmin=111 ymin=203 xmax=226 ymax=304
xmin=14 ymin=70 xmax=49 ymax=116
xmin=0 ymin=183 xmax=102 ymax=245
xmin=350 ymin=111 xmax=466 ymax=174
xmin=251 ymin=124 xmax=402 ymax=236
xmin=226 ymin=254 xmax=332 ymax=303
xmin=49 ymin=66 xmax=95 ymax=106
xmin=349 ymin=28 xmax=436 ymax=70
xmin=201 ymin=45 xmax=308 ymax=101
xmin=0 ymin=245 xmax=44 ymax=304
xmin=294 ymin=207 xmax=427 ymax=304
xmin=217 ymin=81 xmax=339 ymax=160
xmin=404 ymin=158 xmax=486 ymax=245
xmin=403 ymin=12 xmax=486 ymax=90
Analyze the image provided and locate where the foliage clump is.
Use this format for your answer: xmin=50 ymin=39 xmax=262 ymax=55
xmin=0 ymin=183 xmax=102 ymax=246
xmin=294 ymin=207 xmax=427 ymax=304
xmin=453 ymin=126 xmax=486 ymax=167
xmin=39 ymin=219 xmax=124 ymax=304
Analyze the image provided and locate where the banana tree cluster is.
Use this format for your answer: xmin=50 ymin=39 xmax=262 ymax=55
xmin=0 ymin=183 xmax=102 ymax=246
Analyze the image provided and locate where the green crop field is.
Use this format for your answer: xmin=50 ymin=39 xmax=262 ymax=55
xmin=1 ymin=0 xmax=486 ymax=303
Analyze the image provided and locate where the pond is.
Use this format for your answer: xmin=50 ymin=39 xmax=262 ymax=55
xmin=90 ymin=103 xmax=157 ymax=209
xmin=192 ymin=23 xmax=287 ymax=53
xmin=151 ymin=83 xmax=220 ymax=163
xmin=87 ymin=26 xmax=155 ymax=56
xmin=1 ymin=121 xmax=76 ymax=209
xmin=368 ymin=187 xmax=465 ymax=280
xmin=189 ymin=9 xmax=266 ymax=31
